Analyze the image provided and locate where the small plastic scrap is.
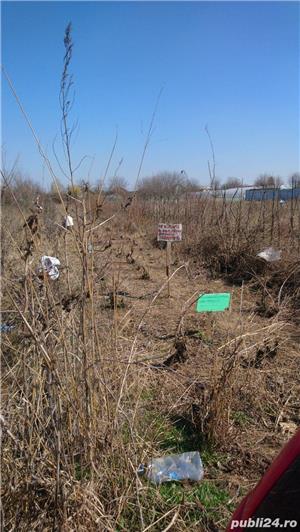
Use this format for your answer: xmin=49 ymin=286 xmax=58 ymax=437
xmin=138 ymin=451 xmax=204 ymax=485
xmin=0 ymin=323 xmax=15 ymax=333
xmin=33 ymin=195 xmax=43 ymax=211
xmin=63 ymin=215 xmax=74 ymax=228
xmin=41 ymin=256 xmax=61 ymax=280
xmin=257 ymin=247 xmax=281 ymax=262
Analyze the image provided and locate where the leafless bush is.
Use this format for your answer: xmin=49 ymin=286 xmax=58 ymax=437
xmin=106 ymin=175 xmax=128 ymax=193
xmin=1 ymin=173 xmax=45 ymax=209
xmin=222 ymin=177 xmax=242 ymax=189
xmin=254 ymin=174 xmax=283 ymax=188
xmin=138 ymin=171 xmax=198 ymax=199
xmin=288 ymin=172 xmax=300 ymax=188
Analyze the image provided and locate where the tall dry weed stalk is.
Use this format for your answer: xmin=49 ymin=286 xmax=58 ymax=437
xmin=1 ymin=23 xmax=170 ymax=531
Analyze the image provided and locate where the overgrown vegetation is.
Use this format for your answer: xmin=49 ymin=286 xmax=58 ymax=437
xmin=1 ymin=23 xmax=299 ymax=532
xmin=1 ymin=182 xmax=299 ymax=529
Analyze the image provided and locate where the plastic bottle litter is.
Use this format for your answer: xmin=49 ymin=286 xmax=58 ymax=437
xmin=257 ymin=247 xmax=281 ymax=262
xmin=138 ymin=451 xmax=204 ymax=485
xmin=40 ymin=256 xmax=61 ymax=280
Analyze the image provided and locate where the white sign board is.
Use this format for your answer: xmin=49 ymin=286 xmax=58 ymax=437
xmin=158 ymin=223 xmax=182 ymax=242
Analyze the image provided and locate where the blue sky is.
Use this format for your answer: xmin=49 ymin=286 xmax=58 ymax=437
xmin=2 ymin=1 xmax=299 ymax=189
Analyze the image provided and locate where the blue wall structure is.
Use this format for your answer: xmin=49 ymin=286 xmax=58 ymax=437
xmin=245 ymin=188 xmax=300 ymax=201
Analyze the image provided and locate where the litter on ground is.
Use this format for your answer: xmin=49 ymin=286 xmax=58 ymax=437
xmin=63 ymin=215 xmax=74 ymax=228
xmin=257 ymin=247 xmax=281 ymax=262
xmin=40 ymin=256 xmax=61 ymax=280
xmin=138 ymin=451 xmax=204 ymax=484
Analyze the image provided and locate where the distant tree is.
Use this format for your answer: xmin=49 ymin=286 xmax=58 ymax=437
xmin=180 ymin=170 xmax=199 ymax=192
xmin=50 ymin=179 xmax=65 ymax=195
xmin=289 ymin=172 xmax=300 ymax=188
xmin=107 ymin=175 xmax=128 ymax=192
xmin=1 ymin=156 xmax=18 ymax=202
xmin=211 ymin=178 xmax=221 ymax=190
xmin=222 ymin=177 xmax=242 ymax=189
xmin=80 ymin=180 xmax=91 ymax=193
xmin=138 ymin=171 xmax=198 ymax=199
xmin=1 ymin=152 xmax=19 ymax=187
xmin=254 ymin=174 xmax=283 ymax=188
xmin=67 ymin=184 xmax=81 ymax=198
xmin=5 ymin=174 xmax=45 ymax=208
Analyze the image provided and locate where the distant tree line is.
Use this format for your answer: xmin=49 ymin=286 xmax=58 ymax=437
xmin=221 ymin=173 xmax=300 ymax=190
xmin=253 ymin=174 xmax=283 ymax=188
xmin=137 ymin=171 xmax=199 ymax=199
xmin=2 ymin=169 xmax=300 ymax=206
xmin=221 ymin=177 xmax=242 ymax=189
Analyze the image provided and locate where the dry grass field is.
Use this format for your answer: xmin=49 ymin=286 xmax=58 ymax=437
xmin=1 ymin=186 xmax=300 ymax=531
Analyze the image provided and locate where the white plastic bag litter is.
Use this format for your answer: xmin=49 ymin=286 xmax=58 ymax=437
xmin=257 ymin=247 xmax=281 ymax=262
xmin=63 ymin=215 xmax=74 ymax=228
xmin=41 ymin=256 xmax=61 ymax=280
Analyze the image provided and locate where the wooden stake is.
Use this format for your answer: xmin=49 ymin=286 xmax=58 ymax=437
xmin=166 ymin=241 xmax=172 ymax=297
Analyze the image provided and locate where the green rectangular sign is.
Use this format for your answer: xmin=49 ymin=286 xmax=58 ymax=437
xmin=196 ymin=293 xmax=231 ymax=312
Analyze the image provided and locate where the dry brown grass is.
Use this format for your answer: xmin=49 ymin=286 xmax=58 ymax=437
xmin=1 ymin=189 xmax=300 ymax=531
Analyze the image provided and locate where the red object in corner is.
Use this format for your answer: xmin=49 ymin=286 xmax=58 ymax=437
xmin=226 ymin=430 xmax=300 ymax=531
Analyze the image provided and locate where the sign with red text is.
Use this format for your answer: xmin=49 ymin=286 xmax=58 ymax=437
xmin=158 ymin=223 xmax=182 ymax=242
